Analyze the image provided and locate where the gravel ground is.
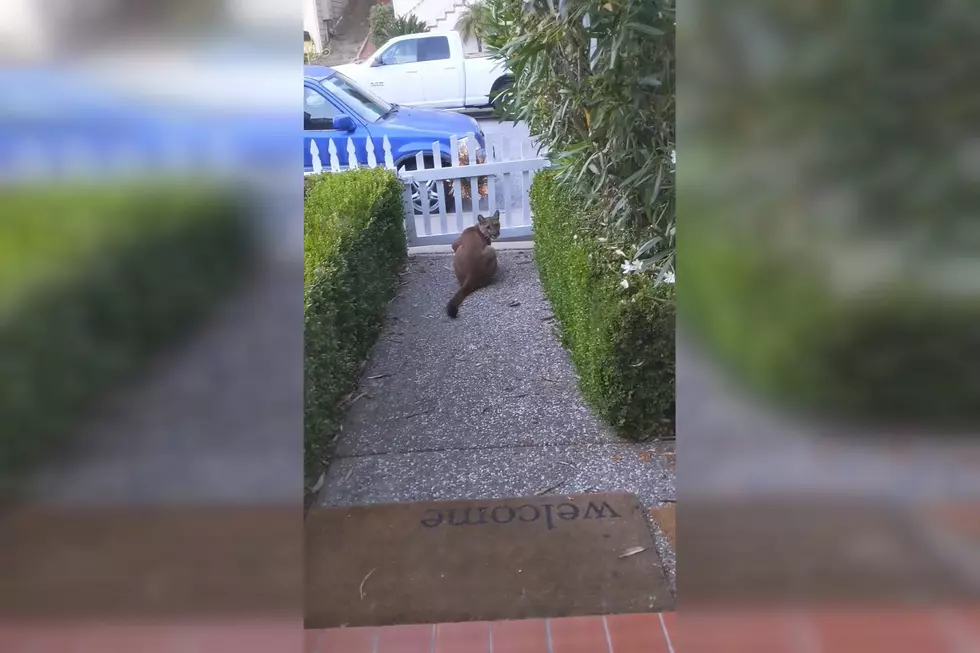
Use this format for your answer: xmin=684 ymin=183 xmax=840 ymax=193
xmin=317 ymin=249 xmax=677 ymax=581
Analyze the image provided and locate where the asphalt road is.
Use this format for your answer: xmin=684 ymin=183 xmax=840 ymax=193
xmin=472 ymin=113 xmax=543 ymax=159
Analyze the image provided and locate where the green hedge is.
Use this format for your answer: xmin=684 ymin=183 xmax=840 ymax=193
xmin=531 ymin=171 xmax=675 ymax=439
xmin=684 ymin=215 xmax=980 ymax=427
xmin=304 ymin=168 xmax=406 ymax=483
xmin=0 ymin=182 xmax=253 ymax=487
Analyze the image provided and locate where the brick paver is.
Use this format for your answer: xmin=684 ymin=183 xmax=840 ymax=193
xmin=433 ymin=621 xmax=491 ymax=653
xmin=309 ymin=608 xmax=980 ymax=653
xmin=376 ymin=623 xmax=433 ymax=653
xmin=491 ymin=619 xmax=550 ymax=653
xmin=548 ymin=615 xmax=610 ymax=653
xmin=606 ymin=613 xmax=671 ymax=653
xmin=7 ymin=610 xmax=980 ymax=651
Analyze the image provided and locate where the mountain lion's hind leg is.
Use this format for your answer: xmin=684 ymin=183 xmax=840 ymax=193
xmin=483 ymin=247 xmax=498 ymax=282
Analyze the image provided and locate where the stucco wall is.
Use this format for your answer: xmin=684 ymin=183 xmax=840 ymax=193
xmin=304 ymin=0 xmax=323 ymax=53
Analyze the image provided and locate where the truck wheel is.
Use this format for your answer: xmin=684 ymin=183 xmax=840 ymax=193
xmin=491 ymin=77 xmax=514 ymax=117
xmin=404 ymin=157 xmax=450 ymax=215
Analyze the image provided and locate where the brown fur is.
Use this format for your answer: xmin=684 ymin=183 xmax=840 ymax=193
xmin=446 ymin=211 xmax=501 ymax=318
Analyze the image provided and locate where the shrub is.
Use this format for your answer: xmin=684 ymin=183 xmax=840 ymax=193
xmin=531 ymin=171 xmax=675 ymax=439
xmin=392 ymin=14 xmax=429 ymax=38
xmin=497 ymin=0 xmax=675 ymax=279
xmin=304 ymin=168 xmax=406 ymax=483
xmin=0 ymin=182 xmax=254 ymax=488
xmin=454 ymin=2 xmax=487 ymax=48
xmin=368 ymin=5 xmax=396 ymax=47
xmin=456 ymin=0 xmax=520 ymax=52
xmin=369 ymin=6 xmax=428 ymax=48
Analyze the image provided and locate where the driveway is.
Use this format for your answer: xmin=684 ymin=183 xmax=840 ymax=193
xmin=474 ymin=114 xmax=543 ymax=159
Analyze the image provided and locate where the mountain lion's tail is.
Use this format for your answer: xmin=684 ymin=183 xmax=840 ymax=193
xmin=446 ymin=278 xmax=477 ymax=318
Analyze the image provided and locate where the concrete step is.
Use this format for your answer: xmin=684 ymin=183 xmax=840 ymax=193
xmin=317 ymin=441 xmax=676 ymax=508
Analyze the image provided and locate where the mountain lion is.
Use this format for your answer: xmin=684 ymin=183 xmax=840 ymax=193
xmin=446 ymin=211 xmax=501 ymax=318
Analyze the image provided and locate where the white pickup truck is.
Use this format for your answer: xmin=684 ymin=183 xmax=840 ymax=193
xmin=333 ymin=31 xmax=512 ymax=111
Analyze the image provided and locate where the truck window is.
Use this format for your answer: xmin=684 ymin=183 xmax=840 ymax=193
xmin=418 ymin=36 xmax=450 ymax=62
xmin=379 ymin=39 xmax=418 ymax=65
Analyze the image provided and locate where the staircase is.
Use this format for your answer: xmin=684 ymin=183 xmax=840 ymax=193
xmin=431 ymin=0 xmax=469 ymax=31
xmin=400 ymin=0 xmax=469 ymax=31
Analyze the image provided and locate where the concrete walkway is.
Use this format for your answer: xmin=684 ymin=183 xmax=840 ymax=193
xmin=316 ymin=250 xmax=676 ymax=541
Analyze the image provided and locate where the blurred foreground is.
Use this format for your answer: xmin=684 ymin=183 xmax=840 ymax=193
xmin=0 ymin=0 xmax=304 ymax=641
xmin=2 ymin=0 xmax=980 ymax=649
xmin=679 ymin=0 xmax=980 ymax=631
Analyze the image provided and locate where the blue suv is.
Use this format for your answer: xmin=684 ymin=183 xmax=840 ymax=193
xmin=304 ymin=65 xmax=486 ymax=212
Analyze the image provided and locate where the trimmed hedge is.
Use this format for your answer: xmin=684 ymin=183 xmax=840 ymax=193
xmin=0 ymin=182 xmax=253 ymax=487
xmin=531 ymin=171 xmax=675 ymax=439
xmin=304 ymin=168 xmax=406 ymax=483
xmin=684 ymin=216 xmax=980 ymax=428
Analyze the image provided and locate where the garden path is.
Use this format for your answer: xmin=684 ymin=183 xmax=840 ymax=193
xmin=313 ymin=248 xmax=676 ymax=577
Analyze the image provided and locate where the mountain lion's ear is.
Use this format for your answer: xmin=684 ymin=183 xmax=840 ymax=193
xmin=477 ymin=214 xmax=487 ymax=225
xmin=491 ymin=209 xmax=500 ymax=221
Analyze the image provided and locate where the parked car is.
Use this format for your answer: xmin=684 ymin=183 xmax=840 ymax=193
xmin=304 ymin=65 xmax=486 ymax=212
xmin=332 ymin=32 xmax=512 ymax=111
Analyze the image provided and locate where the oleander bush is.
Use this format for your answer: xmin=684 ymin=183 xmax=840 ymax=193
xmin=497 ymin=0 xmax=675 ymax=279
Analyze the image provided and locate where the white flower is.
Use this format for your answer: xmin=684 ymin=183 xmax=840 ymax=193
xmin=664 ymin=270 xmax=676 ymax=284
xmin=621 ymin=260 xmax=642 ymax=275
xmin=620 ymin=278 xmax=629 ymax=289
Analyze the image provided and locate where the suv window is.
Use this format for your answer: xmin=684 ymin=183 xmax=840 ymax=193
xmin=379 ymin=39 xmax=418 ymax=65
xmin=321 ymin=72 xmax=391 ymax=123
xmin=418 ymin=36 xmax=450 ymax=62
xmin=304 ymin=87 xmax=340 ymax=130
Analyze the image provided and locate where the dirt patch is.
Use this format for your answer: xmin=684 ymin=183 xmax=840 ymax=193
xmin=312 ymin=0 xmax=376 ymax=66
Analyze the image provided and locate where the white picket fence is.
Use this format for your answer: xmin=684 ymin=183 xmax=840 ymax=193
xmin=307 ymin=134 xmax=397 ymax=174
xmin=305 ymin=131 xmax=550 ymax=247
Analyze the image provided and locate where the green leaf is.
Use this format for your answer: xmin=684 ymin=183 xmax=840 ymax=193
xmin=636 ymin=236 xmax=662 ymax=257
xmin=628 ymin=23 xmax=664 ymax=37
xmin=653 ymin=255 xmax=674 ymax=285
xmin=650 ymin=164 xmax=663 ymax=205
xmin=561 ymin=141 xmax=593 ymax=156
